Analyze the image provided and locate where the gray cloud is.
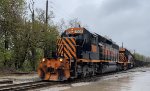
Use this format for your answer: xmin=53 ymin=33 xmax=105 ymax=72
xmin=70 ymin=0 xmax=150 ymax=56
xmin=33 ymin=0 xmax=150 ymax=56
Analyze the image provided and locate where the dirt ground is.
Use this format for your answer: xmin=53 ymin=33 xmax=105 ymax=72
xmin=0 ymin=73 xmax=39 ymax=85
xmin=39 ymin=67 xmax=150 ymax=91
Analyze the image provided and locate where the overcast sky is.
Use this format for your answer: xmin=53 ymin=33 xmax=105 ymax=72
xmin=27 ymin=0 xmax=150 ymax=56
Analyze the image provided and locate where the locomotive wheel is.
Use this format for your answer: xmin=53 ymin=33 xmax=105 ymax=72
xmin=116 ymin=64 xmax=122 ymax=71
xmin=123 ymin=66 xmax=127 ymax=70
xmin=82 ymin=65 xmax=89 ymax=77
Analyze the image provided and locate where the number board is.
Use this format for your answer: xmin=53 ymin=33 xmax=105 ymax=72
xmin=66 ymin=29 xmax=84 ymax=34
xmin=74 ymin=30 xmax=83 ymax=33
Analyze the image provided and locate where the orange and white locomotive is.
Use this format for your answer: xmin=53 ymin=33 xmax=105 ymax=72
xmin=37 ymin=27 xmax=134 ymax=81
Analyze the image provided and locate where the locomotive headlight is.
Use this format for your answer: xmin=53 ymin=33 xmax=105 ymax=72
xmin=42 ymin=58 xmax=45 ymax=62
xmin=59 ymin=58 xmax=63 ymax=62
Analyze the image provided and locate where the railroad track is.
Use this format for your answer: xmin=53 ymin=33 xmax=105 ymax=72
xmin=0 ymin=81 xmax=59 ymax=91
xmin=0 ymin=69 xmax=135 ymax=91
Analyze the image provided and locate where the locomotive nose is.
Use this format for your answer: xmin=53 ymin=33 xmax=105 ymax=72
xmin=37 ymin=58 xmax=70 ymax=81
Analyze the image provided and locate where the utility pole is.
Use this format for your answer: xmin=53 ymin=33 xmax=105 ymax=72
xmin=44 ymin=0 xmax=49 ymax=58
xmin=46 ymin=0 xmax=48 ymax=26
xmin=122 ymin=42 xmax=123 ymax=48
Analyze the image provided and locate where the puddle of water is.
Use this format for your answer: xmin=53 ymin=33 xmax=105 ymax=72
xmin=41 ymin=87 xmax=71 ymax=91
xmin=71 ymin=82 xmax=91 ymax=87
xmin=63 ymin=70 xmax=150 ymax=91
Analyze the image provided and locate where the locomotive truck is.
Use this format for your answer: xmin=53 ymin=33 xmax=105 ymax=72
xmin=37 ymin=27 xmax=134 ymax=81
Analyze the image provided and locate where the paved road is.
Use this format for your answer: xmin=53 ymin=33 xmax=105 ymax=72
xmin=63 ymin=68 xmax=150 ymax=91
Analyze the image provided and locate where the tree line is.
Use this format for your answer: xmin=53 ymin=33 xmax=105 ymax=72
xmin=0 ymin=0 xmax=60 ymax=71
xmin=0 ymin=0 xmax=81 ymax=72
xmin=133 ymin=53 xmax=150 ymax=62
xmin=0 ymin=0 xmax=149 ymax=72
